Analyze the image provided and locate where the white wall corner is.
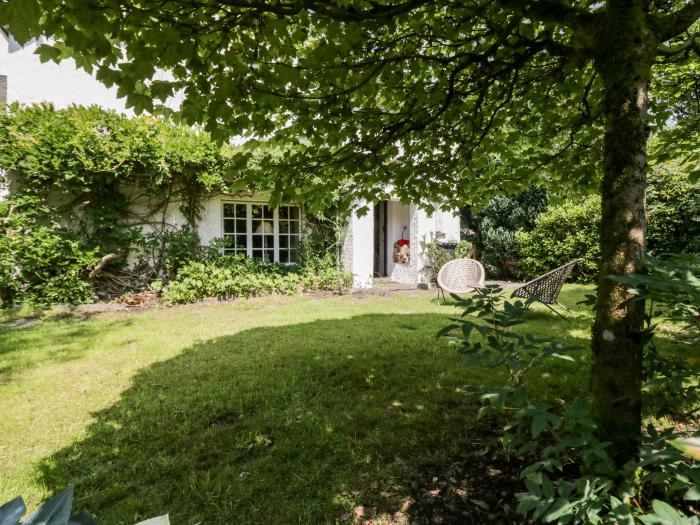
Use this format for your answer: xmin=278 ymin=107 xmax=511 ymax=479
xmin=343 ymin=201 xmax=374 ymax=288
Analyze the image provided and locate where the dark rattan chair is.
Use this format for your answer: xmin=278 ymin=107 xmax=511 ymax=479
xmin=511 ymin=259 xmax=581 ymax=318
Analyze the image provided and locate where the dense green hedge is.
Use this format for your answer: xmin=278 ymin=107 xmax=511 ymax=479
xmin=515 ymin=165 xmax=699 ymax=283
xmin=159 ymin=253 xmax=352 ymax=304
xmin=516 ymin=196 xmax=601 ymax=283
xmin=646 ymin=162 xmax=700 ymax=255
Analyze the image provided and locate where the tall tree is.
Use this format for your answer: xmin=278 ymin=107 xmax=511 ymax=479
xmin=2 ymin=0 xmax=698 ymax=464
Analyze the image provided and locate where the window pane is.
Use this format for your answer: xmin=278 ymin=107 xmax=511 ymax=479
xmin=263 ymin=205 xmax=273 ymax=219
xmin=236 ymin=219 xmax=247 ymax=233
xmin=223 ymin=203 xmax=235 ymax=218
xmin=289 ymin=249 xmax=299 ymax=263
xmin=289 ymin=221 xmax=300 ymax=234
xmin=279 ymin=236 xmax=288 ymax=249
xmin=279 ymin=206 xmax=289 ymax=219
xmin=279 ymin=250 xmax=289 ymax=263
xmin=290 ymin=235 xmax=300 ymax=248
xmin=224 ymin=219 xmax=236 ymax=234
xmin=235 ymin=204 xmax=247 ymax=217
xmin=252 ymin=236 xmax=262 ymax=249
xmin=252 ymin=219 xmax=262 ymax=233
xmin=236 ymin=235 xmax=247 ymax=249
xmin=252 ymin=250 xmax=263 ymax=259
xmin=265 ymin=250 xmax=274 ymax=262
xmin=264 ymin=235 xmax=274 ymax=248
xmin=289 ymin=206 xmax=300 ymax=220
xmin=251 ymin=205 xmax=262 ymax=219
xmin=279 ymin=220 xmax=289 ymax=234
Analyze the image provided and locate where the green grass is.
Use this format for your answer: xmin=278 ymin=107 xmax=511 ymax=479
xmin=0 ymin=287 xmax=595 ymax=524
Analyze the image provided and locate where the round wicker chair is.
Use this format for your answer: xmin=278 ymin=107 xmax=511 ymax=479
xmin=436 ymin=258 xmax=486 ymax=303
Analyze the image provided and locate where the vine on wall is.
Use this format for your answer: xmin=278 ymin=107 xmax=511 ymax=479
xmin=0 ymin=104 xmax=236 ymax=303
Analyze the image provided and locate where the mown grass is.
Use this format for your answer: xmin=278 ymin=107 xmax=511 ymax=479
xmin=1 ymin=286 xmax=597 ymax=523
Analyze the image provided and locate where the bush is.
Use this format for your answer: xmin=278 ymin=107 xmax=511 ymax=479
xmin=515 ymin=166 xmax=699 ymax=284
xmin=454 ymin=239 xmax=474 ymax=259
xmin=0 ymin=199 xmax=98 ymax=306
xmin=419 ymin=238 xmax=454 ymax=283
xmin=160 ymin=253 xmax=352 ymax=304
xmin=647 ymin=163 xmax=700 ymax=255
xmin=516 ymin=196 xmax=601 ymax=283
xmin=462 ymin=186 xmax=548 ymax=278
xmin=131 ymin=226 xmax=203 ymax=282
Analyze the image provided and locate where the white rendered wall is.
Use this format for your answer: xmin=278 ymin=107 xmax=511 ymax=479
xmin=344 ymin=202 xmax=374 ymax=288
xmin=0 ymin=36 xmax=130 ymax=111
xmin=0 ymin=34 xmax=182 ymax=112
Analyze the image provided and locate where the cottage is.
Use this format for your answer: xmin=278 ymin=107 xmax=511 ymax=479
xmin=0 ymin=30 xmax=461 ymax=288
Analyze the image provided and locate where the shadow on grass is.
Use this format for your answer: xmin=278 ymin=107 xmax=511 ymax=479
xmin=36 ymin=312 xmax=591 ymax=524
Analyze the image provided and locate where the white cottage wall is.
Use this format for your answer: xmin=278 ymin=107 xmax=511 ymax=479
xmin=0 ymin=36 xmax=130 ymax=111
xmin=343 ymin=202 xmax=374 ymax=288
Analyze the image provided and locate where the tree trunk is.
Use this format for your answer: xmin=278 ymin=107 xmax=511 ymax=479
xmin=591 ymin=0 xmax=654 ymax=466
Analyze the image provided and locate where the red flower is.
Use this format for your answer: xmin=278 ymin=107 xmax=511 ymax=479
xmin=396 ymin=239 xmax=410 ymax=247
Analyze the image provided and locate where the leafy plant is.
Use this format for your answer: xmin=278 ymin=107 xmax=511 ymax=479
xmin=516 ymin=196 xmax=601 ymax=283
xmin=462 ymin=186 xmax=548 ymax=278
xmin=419 ymin=237 xmax=454 ymax=284
xmin=454 ymin=240 xmax=474 ymax=259
xmin=438 ymin=285 xmax=578 ymax=389
xmin=0 ymin=486 xmax=169 ymax=525
xmin=160 ymin=252 xmax=352 ymax=304
xmin=0 ymin=197 xmax=98 ymax=307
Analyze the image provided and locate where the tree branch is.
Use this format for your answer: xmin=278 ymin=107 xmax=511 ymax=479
xmin=496 ymin=0 xmax=594 ymax=30
xmin=655 ymin=0 xmax=700 ymax=42
xmin=656 ymin=32 xmax=700 ymax=55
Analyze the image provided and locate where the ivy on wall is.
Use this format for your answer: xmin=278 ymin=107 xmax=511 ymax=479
xmin=0 ymin=104 xmax=235 ymax=252
xmin=0 ymin=104 xmax=238 ymax=304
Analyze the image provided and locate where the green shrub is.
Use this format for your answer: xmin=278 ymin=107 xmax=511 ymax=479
xmin=454 ymin=239 xmax=474 ymax=259
xmin=440 ymin=278 xmax=700 ymax=525
xmin=462 ymin=186 xmax=548 ymax=278
xmin=161 ymin=253 xmax=352 ymax=304
xmin=516 ymin=196 xmax=601 ymax=283
xmin=131 ymin=226 xmax=203 ymax=282
xmin=0 ymin=198 xmax=98 ymax=307
xmin=647 ymin=163 xmax=700 ymax=255
xmin=515 ymin=166 xmax=699 ymax=284
xmin=419 ymin=238 xmax=454 ymax=283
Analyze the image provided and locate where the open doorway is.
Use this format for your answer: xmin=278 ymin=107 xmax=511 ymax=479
xmin=373 ymin=201 xmax=387 ymax=277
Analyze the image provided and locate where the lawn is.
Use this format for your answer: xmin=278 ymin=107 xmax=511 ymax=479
xmin=0 ymin=286 xmax=595 ymax=524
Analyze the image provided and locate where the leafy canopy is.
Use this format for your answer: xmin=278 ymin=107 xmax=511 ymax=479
xmin=2 ymin=1 xmax=697 ymax=208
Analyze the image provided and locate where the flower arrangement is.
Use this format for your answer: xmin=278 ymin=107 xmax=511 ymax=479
xmin=393 ymin=238 xmax=410 ymax=264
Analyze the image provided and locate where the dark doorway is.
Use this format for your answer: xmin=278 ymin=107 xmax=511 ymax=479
xmin=373 ymin=201 xmax=388 ymax=277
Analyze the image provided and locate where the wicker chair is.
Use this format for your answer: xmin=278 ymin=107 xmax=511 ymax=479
xmin=511 ymin=259 xmax=581 ymax=318
xmin=436 ymin=258 xmax=486 ymax=303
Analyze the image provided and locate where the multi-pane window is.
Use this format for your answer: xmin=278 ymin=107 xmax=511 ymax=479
xmin=251 ymin=204 xmax=275 ymax=263
xmin=278 ymin=205 xmax=300 ymax=263
xmin=222 ymin=202 xmax=301 ymax=263
xmin=222 ymin=203 xmax=248 ymax=256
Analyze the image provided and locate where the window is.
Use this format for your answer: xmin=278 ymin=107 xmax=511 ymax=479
xmin=222 ymin=202 xmax=301 ymax=263
xmin=278 ymin=205 xmax=301 ymax=263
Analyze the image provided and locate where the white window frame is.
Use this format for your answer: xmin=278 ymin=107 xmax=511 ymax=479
xmin=221 ymin=201 xmax=302 ymax=263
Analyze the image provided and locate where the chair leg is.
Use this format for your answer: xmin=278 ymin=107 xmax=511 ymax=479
xmin=556 ymin=302 xmax=572 ymax=312
xmin=544 ymin=302 xmax=568 ymax=319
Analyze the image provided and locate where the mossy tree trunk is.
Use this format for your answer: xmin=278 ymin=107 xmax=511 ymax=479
xmin=591 ymin=0 xmax=655 ymax=466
